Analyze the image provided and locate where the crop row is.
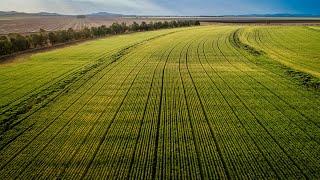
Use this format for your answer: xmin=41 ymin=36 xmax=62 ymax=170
xmin=0 ymin=35 xmax=168 ymax=178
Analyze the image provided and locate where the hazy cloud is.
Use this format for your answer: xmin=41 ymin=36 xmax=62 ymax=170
xmin=0 ymin=0 xmax=173 ymax=15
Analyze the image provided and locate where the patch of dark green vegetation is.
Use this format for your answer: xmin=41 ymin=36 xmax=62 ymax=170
xmin=232 ymin=29 xmax=264 ymax=56
xmin=231 ymin=28 xmax=320 ymax=91
xmin=285 ymin=69 xmax=320 ymax=89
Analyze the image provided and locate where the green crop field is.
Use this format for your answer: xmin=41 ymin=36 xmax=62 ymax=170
xmin=308 ymin=26 xmax=320 ymax=31
xmin=239 ymin=26 xmax=320 ymax=77
xmin=0 ymin=25 xmax=319 ymax=179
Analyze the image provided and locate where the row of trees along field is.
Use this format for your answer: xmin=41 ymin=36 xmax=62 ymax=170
xmin=0 ymin=20 xmax=200 ymax=56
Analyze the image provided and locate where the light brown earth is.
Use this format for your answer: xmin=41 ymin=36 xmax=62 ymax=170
xmin=0 ymin=16 xmax=154 ymax=35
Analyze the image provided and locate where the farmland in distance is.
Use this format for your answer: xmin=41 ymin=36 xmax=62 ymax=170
xmin=0 ymin=15 xmax=153 ymax=35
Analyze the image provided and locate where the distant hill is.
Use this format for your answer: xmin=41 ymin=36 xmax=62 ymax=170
xmin=86 ymin=12 xmax=124 ymax=17
xmin=0 ymin=11 xmax=125 ymax=18
xmin=36 ymin=12 xmax=61 ymax=16
xmin=0 ymin=11 xmax=18 ymax=16
xmin=0 ymin=11 xmax=61 ymax=16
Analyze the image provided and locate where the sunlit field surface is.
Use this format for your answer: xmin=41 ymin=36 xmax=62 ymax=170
xmin=0 ymin=25 xmax=319 ymax=179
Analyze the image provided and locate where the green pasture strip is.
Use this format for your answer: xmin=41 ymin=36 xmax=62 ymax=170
xmin=307 ymin=26 xmax=320 ymax=31
xmin=240 ymin=26 xmax=320 ymax=78
xmin=221 ymin=29 xmax=320 ymax=177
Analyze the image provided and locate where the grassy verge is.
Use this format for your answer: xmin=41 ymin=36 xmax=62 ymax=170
xmin=231 ymin=29 xmax=320 ymax=91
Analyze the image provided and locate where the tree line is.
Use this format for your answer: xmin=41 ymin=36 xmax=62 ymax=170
xmin=0 ymin=20 xmax=200 ymax=56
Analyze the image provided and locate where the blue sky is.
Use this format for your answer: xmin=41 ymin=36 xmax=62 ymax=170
xmin=0 ymin=0 xmax=319 ymax=15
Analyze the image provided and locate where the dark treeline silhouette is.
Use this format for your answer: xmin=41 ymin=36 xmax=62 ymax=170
xmin=0 ymin=20 xmax=200 ymax=56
